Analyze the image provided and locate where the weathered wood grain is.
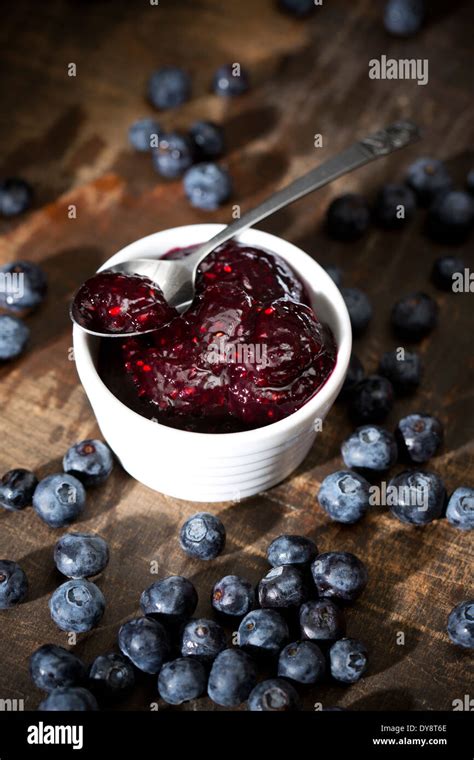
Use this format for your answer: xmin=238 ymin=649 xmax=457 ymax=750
xmin=0 ymin=0 xmax=472 ymax=711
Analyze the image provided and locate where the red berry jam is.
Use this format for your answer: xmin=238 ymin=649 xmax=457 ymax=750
xmin=73 ymin=271 xmax=177 ymax=334
xmin=97 ymin=242 xmax=337 ymax=433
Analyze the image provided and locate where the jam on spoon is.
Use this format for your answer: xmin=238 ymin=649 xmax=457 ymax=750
xmin=73 ymin=271 xmax=178 ymax=335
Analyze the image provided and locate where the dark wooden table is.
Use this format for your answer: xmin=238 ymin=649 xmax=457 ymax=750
xmin=0 ymin=0 xmax=472 ymax=711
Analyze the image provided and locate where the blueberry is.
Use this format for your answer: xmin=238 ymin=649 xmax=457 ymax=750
xmin=341 ymin=287 xmax=372 ymax=335
xmin=342 ymin=425 xmax=397 ymax=471
xmin=147 ymin=66 xmax=191 ymax=109
xmin=29 ymin=644 xmax=86 ymax=693
xmin=329 ymin=638 xmax=368 ymax=683
xmin=447 ymin=600 xmax=474 ymax=649
xmin=427 ymin=190 xmax=474 ymax=244
xmin=349 ymin=375 xmax=394 ymax=424
xmin=208 ymin=648 xmax=257 ymax=707
xmin=318 ymin=470 xmax=371 ymax=524
xmin=373 ymin=183 xmax=417 ymax=227
xmin=446 ymin=487 xmax=474 ymax=531
xmin=388 ymin=470 xmax=446 ymax=525
xmin=339 ymin=354 xmax=364 ymax=400
xmin=238 ymin=609 xmax=289 ymax=657
xmin=0 ymin=178 xmax=33 ymax=216
xmin=212 ymin=64 xmax=250 ymax=97
xmin=38 ymin=686 xmax=98 ymax=711
xmin=33 ymin=473 xmax=86 ymax=528
xmin=0 ymin=468 xmax=38 ymax=511
xmin=391 ymin=292 xmax=438 ymax=340
xmin=267 ymin=534 xmax=318 ymax=568
xmin=0 ymin=559 xmax=28 ymax=608
xmin=258 ymin=565 xmax=309 ymax=609
xmin=379 ymin=350 xmax=422 ymax=395
xmin=326 ymin=194 xmax=370 ymax=242
xmin=63 ymin=439 xmax=114 ymax=486
xmin=396 ymin=413 xmax=443 ymax=463
xmin=211 ymin=575 xmax=255 ymax=618
xmin=0 ymin=315 xmax=29 ymax=360
xmin=88 ymin=653 xmax=135 ymax=699
xmin=179 ymin=512 xmax=225 ymax=560
xmin=247 ymin=678 xmax=300 ymax=711
xmin=180 ymin=618 xmax=226 ymax=662
xmin=431 ymin=255 xmax=465 ymax=291
xmin=189 ymin=121 xmax=225 ymax=160
xmin=118 ymin=617 xmax=169 ymax=674
xmin=140 ymin=575 xmax=198 ymax=624
xmin=311 ymin=552 xmax=368 ymax=603
xmin=406 ymin=157 xmax=452 ymax=206
xmin=0 ymin=260 xmax=47 ymax=313
xmin=128 ymin=118 xmax=161 ymax=152
xmin=183 ymin=162 xmax=232 ymax=210
xmin=49 ymin=579 xmax=105 ymax=632
xmin=54 ymin=532 xmax=109 ymax=579
xmin=278 ymin=0 xmax=316 ymax=16
xmin=323 ymin=264 xmax=343 ymax=287
xmin=152 ymin=132 xmax=194 ymax=178
xmin=158 ymin=658 xmax=207 ymax=705
xmin=384 ymin=0 xmax=425 ymax=37
xmin=278 ymin=640 xmax=326 ymax=684
xmin=299 ymin=599 xmax=346 ymax=641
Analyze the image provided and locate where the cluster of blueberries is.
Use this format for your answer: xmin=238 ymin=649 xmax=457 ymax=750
xmin=27 ymin=523 xmax=374 ymax=711
xmin=314 ymin=157 xmax=473 ymax=534
xmin=0 ymin=438 xmax=113 ymax=528
xmin=326 ymin=158 xmax=473 ymax=249
xmin=333 ymin=252 xmax=468 ymax=356
xmin=0 ymin=3 xmax=436 ymax=216
xmin=317 ymin=166 xmax=473 ymax=579
xmin=314 ymin=148 xmax=473 ymax=661
xmin=126 ymin=5 xmax=456 ymax=213
xmin=2 ymin=485 xmax=472 ymax=710
xmin=127 ymin=63 xmax=245 ymax=211
xmin=0 ymin=0 xmax=435 ymax=217
xmin=318 ymin=414 xmax=473 ymax=531
xmin=0 ymin=66 xmax=245 ymax=219
xmin=0 ymin=438 xmax=114 ymax=616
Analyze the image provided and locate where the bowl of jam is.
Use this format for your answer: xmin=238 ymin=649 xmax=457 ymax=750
xmin=73 ymin=224 xmax=351 ymax=501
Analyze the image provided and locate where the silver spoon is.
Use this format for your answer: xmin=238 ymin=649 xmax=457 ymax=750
xmin=71 ymin=120 xmax=420 ymax=338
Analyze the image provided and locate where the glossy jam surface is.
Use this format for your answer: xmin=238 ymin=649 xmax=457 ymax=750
xmin=73 ymin=271 xmax=177 ymax=334
xmin=97 ymin=242 xmax=337 ymax=433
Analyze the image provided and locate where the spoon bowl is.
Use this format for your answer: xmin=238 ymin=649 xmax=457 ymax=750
xmin=69 ymin=257 xmax=196 ymax=338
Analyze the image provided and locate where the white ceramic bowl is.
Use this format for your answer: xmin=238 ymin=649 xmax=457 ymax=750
xmin=73 ymin=224 xmax=351 ymax=502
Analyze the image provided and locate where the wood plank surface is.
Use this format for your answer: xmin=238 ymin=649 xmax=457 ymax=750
xmin=0 ymin=0 xmax=472 ymax=711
